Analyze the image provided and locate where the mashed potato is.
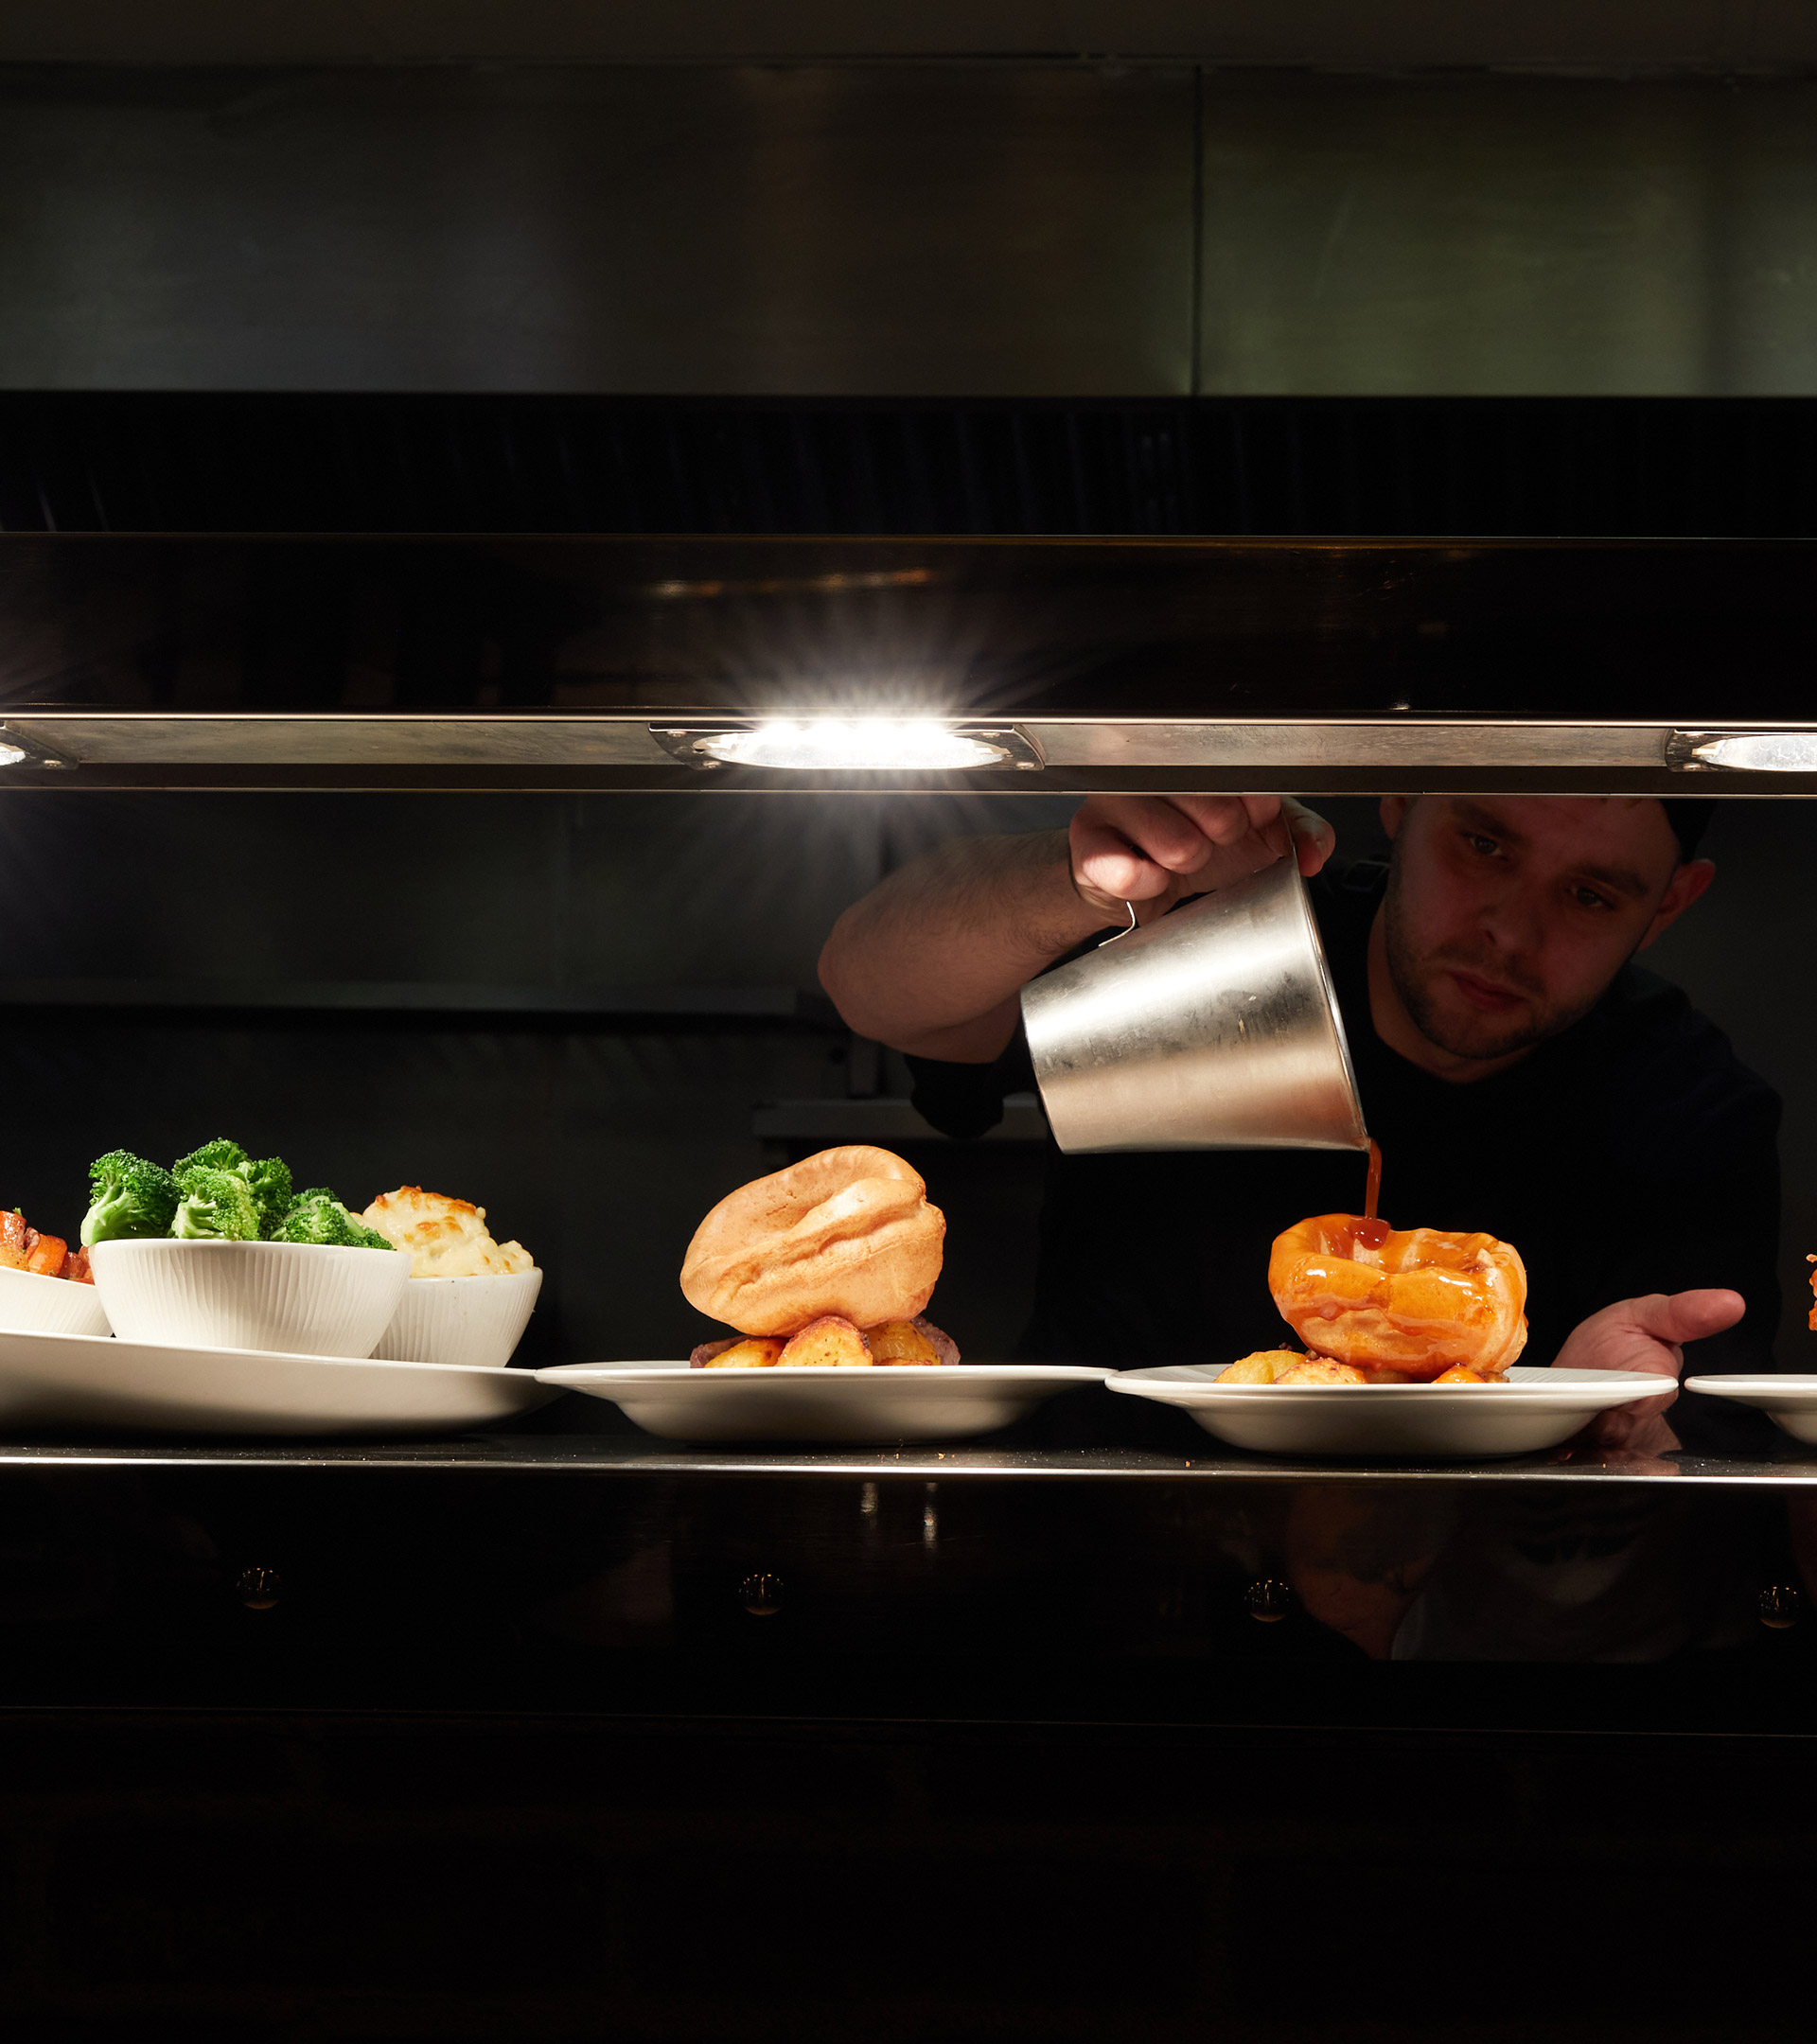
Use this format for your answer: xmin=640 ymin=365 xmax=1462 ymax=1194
xmin=361 ymin=1186 xmax=534 ymax=1278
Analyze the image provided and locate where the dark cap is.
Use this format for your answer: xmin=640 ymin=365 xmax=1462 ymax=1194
xmin=1659 ymin=797 xmax=1717 ymax=863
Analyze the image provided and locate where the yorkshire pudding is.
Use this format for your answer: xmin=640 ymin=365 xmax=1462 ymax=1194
xmin=1269 ymin=1213 xmax=1528 ymax=1381
xmin=681 ymin=1145 xmax=945 ymax=1336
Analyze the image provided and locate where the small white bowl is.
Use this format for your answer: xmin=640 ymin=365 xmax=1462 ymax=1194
xmin=0 ymin=1261 xmax=114 ymax=1339
xmin=369 ymin=1269 xmax=543 ymax=1370
xmin=88 ymin=1238 xmax=411 ymax=1359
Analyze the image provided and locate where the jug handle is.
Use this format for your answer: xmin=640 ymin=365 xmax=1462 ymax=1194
xmin=1097 ymin=901 xmax=1139 ymax=947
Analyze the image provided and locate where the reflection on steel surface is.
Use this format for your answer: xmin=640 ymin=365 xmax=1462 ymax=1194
xmin=739 ymin=1571 xmax=783 ymax=1617
xmin=1284 ymin=1480 xmax=1743 ymax=1663
xmin=1244 ymin=1577 xmax=1294 ymax=1622
xmin=1758 ymin=1584 xmax=1804 ymax=1628
xmin=1669 ymin=730 xmax=1817 ymax=774
xmin=235 ymin=1565 xmax=282 ymax=1612
xmin=1022 ymin=855 xmax=1368 ymax=1154
xmin=0 ymin=722 xmax=77 ymax=771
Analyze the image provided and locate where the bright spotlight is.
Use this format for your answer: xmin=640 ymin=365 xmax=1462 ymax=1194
xmin=652 ymin=720 xmax=1043 ymax=772
xmin=1680 ymin=731 xmax=1817 ymax=773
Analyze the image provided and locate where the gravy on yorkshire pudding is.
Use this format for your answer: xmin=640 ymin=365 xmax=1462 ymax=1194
xmin=1269 ymin=1213 xmax=1527 ymax=1382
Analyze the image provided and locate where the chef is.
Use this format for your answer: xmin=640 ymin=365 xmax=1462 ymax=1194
xmin=818 ymin=794 xmax=1780 ymax=1450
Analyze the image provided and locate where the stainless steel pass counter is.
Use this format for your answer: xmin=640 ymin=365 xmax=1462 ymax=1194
xmin=1 ymin=1433 xmax=1812 ymax=1736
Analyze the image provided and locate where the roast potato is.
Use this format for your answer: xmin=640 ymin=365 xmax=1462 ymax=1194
xmin=778 ymin=1315 xmax=873 ymax=1368
xmin=1218 ymin=1349 xmax=1305 ymax=1385
xmin=697 ymin=1336 xmax=786 ymax=1370
xmin=1273 ymin=1358 xmax=1370 ymax=1385
xmin=865 ymin=1319 xmax=941 ymax=1366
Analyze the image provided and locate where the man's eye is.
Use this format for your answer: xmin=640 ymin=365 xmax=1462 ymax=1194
xmin=1573 ymin=887 xmax=1613 ymax=911
xmin=1466 ymin=834 xmax=1500 ymax=856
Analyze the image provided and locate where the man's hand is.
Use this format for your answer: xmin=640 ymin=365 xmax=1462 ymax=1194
xmin=1069 ymin=796 xmax=1335 ymax=923
xmin=1552 ymin=1288 xmax=1745 ymax=1454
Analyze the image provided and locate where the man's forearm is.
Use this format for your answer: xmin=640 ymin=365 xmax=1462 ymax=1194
xmin=819 ymin=830 xmax=1103 ymax=1060
xmin=820 ymin=794 xmax=1332 ymax=1061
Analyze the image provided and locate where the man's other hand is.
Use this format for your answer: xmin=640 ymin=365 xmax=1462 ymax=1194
xmin=1552 ymin=1288 xmax=1745 ymax=1453
xmin=1069 ymin=796 xmax=1335 ymax=923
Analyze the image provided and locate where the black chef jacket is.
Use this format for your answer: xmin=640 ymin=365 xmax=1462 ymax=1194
xmin=908 ymin=858 xmax=1783 ymax=1451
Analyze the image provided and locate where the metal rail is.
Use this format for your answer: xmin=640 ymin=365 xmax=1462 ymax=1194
xmin=0 ymin=1435 xmax=1809 ymax=1483
xmin=7 ymin=714 xmax=1817 ymax=796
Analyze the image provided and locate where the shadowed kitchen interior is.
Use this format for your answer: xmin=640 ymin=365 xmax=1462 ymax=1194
xmin=0 ymin=787 xmax=1810 ymax=1378
xmin=3 ymin=13 xmax=1817 ymax=2039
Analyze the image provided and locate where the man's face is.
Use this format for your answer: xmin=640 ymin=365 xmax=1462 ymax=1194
xmin=1379 ymin=796 xmax=1712 ymax=1064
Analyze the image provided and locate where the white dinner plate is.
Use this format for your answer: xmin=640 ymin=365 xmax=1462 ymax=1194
xmin=1107 ymin=1363 xmax=1679 ymax=1458
xmin=0 ymin=1324 xmax=565 ymax=1436
xmin=1684 ymin=1375 xmax=1817 ymax=1443
xmin=536 ymin=1360 xmax=1111 ymax=1442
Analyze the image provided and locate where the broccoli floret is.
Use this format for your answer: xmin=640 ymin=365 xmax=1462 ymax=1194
xmin=276 ymin=1189 xmax=397 ymax=1251
xmin=244 ymin=1156 xmax=294 ymax=1239
xmin=173 ymin=1139 xmax=293 ymax=1239
xmin=170 ymin=1165 xmax=261 ymax=1242
xmin=175 ymin=1137 xmax=248 ymax=1176
xmin=82 ymin=1150 xmax=182 ymax=1246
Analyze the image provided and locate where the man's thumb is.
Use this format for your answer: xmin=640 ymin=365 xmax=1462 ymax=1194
xmin=1631 ymin=1288 xmax=1746 ymax=1347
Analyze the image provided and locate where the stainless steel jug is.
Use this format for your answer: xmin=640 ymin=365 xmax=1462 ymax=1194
xmin=1020 ymin=855 xmax=1368 ymax=1154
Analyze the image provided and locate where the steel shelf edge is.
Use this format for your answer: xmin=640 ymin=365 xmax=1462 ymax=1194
xmin=0 ymin=1436 xmax=1808 ymax=1483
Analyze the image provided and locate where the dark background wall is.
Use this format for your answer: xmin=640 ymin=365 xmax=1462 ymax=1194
xmin=7 ymin=391 xmax=1817 ymax=537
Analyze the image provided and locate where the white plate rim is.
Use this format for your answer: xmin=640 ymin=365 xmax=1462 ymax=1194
xmin=1684 ymin=1374 xmax=1817 ymax=1403
xmin=0 ymin=1323 xmax=539 ymax=1381
xmin=1108 ymin=1363 xmax=1678 ymax=1402
xmin=536 ymin=1360 xmax=1112 ymax=1387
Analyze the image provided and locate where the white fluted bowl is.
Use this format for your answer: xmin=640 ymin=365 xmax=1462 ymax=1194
xmin=0 ymin=1262 xmax=114 ymax=1338
xmin=370 ymin=1269 xmax=543 ymax=1369
xmin=88 ymin=1239 xmax=410 ymax=1358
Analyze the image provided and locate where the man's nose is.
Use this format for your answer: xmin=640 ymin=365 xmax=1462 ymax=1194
xmin=1475 ymin=882 xmax=1545 ymax=956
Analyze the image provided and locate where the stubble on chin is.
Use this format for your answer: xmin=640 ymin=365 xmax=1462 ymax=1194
xmin=1382 ymin=877 xmax=1570 ymax=1064
xmin=1395 ymin=969 xmax=1549 ymax=1062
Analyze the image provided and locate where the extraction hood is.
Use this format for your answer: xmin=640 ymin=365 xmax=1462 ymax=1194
xmin=1 ymin=533 xmax=1813 ymax=796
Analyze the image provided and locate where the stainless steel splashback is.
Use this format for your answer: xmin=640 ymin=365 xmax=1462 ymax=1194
xmin=0 ymin=66 xmax=1192 ymax=397
xmin=5 ymin=64 xmax=1817 ymax=396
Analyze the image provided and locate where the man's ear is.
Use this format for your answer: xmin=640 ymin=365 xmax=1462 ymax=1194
xmin=1637 ymin=858 xmax=1716 ymax=952
xmin=1379 ymin=796 xmax=1412 ymax=840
